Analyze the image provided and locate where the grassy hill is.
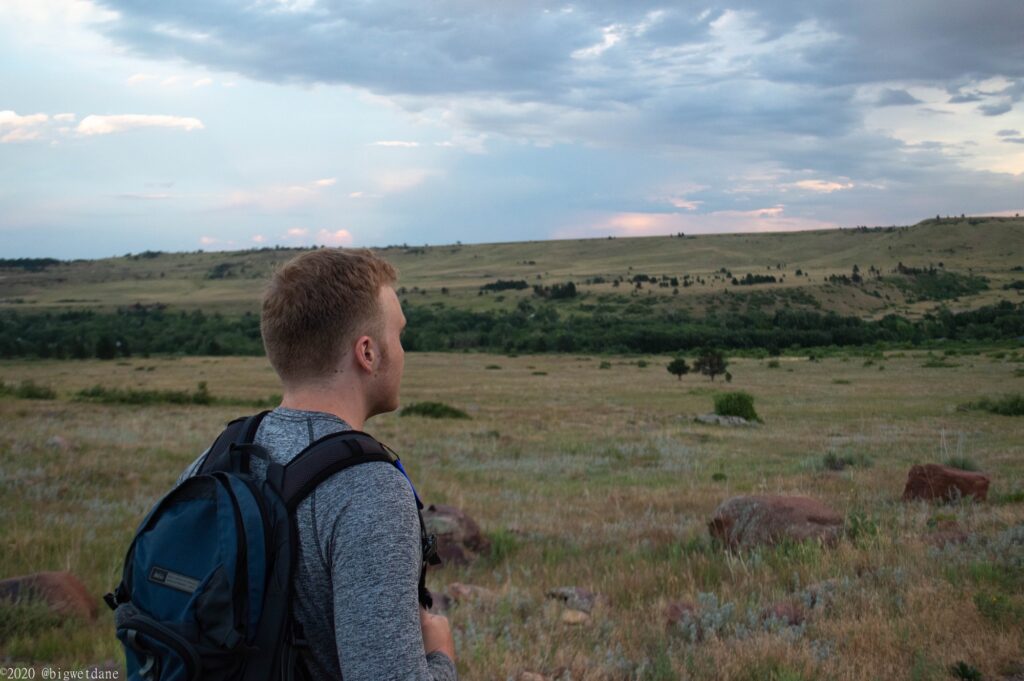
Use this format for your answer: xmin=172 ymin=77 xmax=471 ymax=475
xmin=1 ymin=216 xmax=1022 ymax=322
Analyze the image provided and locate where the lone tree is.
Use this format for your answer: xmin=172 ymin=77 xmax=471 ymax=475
xmin=667 ymin=357 xmax=690 ymax=380
xmin=694 ymin=348 xmax=728 ymax=382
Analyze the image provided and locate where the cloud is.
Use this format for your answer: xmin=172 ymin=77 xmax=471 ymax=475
xmin=375 ymin=169 xmax=437 ymax=193
xmin=371 ymin=140 xmax=420 ymax=148
xmin=53 ymin=113 xmax=76 ymax=122
xmin=126 ymin=73 xmax=153 ymax=85
xmin=0 ymin=110 xmax=49 ymax=143
xmin=1002 ymin=137 xmax=1024 ymax=145
xmin=193 ymin=77 xmax=213 ymax=87
xmin=313 ymin=178 xmax=336 ymax=187
xmin=787 ymin=179 xmax=855 ymax=193
xmin=555 ymin=205 xmax=836 ymax=239
xmin=76 ymin=114 xmax=204 ymax=135
xmin=222 ymin=178 xmax=337 ymax=211
xmin=979 ymin=101 xmax=1013 ymax=116
xmin=997 ymin=129 xmax=1020 ymax=137
xmin=285 ymin=227 xmax=308 ymax=237
xmin=252 ymin=234 xmax=266 ymax=243
xmin=316 ymin=229 xmax=354 ymax=246
xmin=876 ymin=88 xmax=922 ymax=106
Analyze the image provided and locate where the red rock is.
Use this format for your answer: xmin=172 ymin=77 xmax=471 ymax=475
xmin=902 ymin=464 xmax=990 ymax=502
xmin=708 ymin=495 xmax=844 ymax=549
xmin=422 ymin=504 xmax=490 ymax=565
xmin=0 ymin=571 xmax=98 ymax=621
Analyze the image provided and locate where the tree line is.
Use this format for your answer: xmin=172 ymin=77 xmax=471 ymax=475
xmin=2 ymin=300 xmax=1020 ymax=359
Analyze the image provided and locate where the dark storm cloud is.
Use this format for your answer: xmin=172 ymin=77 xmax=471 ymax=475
xmin=876 ymin=88 xmax=922 ymax=106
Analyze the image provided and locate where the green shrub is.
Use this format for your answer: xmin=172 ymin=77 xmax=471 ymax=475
xmin=713 ymin=391 xmax=760 ymax=422
xmin=599 ymin=361 xmax=612 ymax=369
xmin=767 ymin=359 xmax=780 ymax=369
xmin=485 ymin=364 xmax=501 ymax=370
xmin=400 ymin=401 xmax=470 ymax=419
xmin=711 ymin=472 xmax=728 ymax=482
xmin=0 ymin=380 xmax=57 ymax=400
xmin=961 ymin=393 xmax=1024 ymax=416
xmin=822 ymin=450 xmax=872 ymax=471
xmin=486 ymin=528 xmax=520 ymax=564
xmin=949 ymin=661 xmax=983 ymax=681
xmin=944 ymin=456 xmax=980 ymax=472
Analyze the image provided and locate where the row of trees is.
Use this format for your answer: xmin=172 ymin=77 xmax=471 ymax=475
xmin=1 ymin=301 xmax=1021 ymax=360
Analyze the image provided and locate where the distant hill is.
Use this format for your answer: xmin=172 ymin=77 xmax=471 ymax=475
xmin=1 ymin=216 xmax=1022 ymax=322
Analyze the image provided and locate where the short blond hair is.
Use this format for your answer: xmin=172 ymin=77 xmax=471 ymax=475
xmin=261 ymin=248 xmax=397 ymax=383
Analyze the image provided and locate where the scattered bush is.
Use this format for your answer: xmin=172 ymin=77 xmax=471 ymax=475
xmin=599 ymin=361 xmax=612 ymax=369
xmin=711 ymin=472 xmax=728 ymax=482
xmin=767 ymin=359 xmax=780 ymax=369
xmin=822 ymin=450 xmax=872 ymax=471
xmin=666 ymin=357 xmax=689 ymax=380
xmin=485 ymin=364 xmax=501 ymax=370
xmin=713 ymin=391 xmax=760 ymax=422
xmin=400 ymin=401 xmax=471 ymax=419
xmin=959 ymin=393 xmax=1024 ymax=416
xmin=0 ymin=380 xmax=57 ymax=400
xmin=73 ymin=382 xmax=277 ymax=407
xmin=949 ymin=661 xmax=983 ymax=681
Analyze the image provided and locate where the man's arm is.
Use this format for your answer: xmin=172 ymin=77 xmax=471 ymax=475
xmin=322 ymin=463 xmax=457 ymax=681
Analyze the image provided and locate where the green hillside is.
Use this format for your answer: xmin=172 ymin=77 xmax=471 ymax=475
xmin=1 ymin=216 xmax=1022 ymax=321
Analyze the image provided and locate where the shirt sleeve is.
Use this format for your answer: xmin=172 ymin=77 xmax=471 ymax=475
xmin=320 ymin=462 xmax=457 ymax=681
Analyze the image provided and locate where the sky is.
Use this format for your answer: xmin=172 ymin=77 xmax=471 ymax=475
xmin=1 ymin=0 xmax=1022 ymax=258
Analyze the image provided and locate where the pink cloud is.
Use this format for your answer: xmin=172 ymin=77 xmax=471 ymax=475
xmin=555 ymin=205 xmax=837 ymax=239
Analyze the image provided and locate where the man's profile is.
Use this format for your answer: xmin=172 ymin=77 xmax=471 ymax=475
xmin=176 ymin=248 xmax=457 ymax=680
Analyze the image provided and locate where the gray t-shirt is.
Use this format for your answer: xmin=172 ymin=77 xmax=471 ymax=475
xmin=178 ymin=407 xmax=457 ymax=681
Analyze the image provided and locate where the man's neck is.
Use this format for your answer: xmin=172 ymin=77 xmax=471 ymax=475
xmin=279 ymin=383 xmax=368 ymax=431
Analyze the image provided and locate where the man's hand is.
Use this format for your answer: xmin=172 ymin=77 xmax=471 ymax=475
xmin=420 ymin=608 xmax=456 ymax=662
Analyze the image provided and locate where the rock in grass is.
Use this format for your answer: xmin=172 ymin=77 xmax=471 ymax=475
xmin=446 ymin=582 xmax=497 ymax=603
xmin=0 ymin=571 xmax=98 ymax=621
xmin=708 ymin=495 xmax=844 ymax=549
xmin=560 ymin=608 xmax=590 ymax=625
xmin=421 ymin=504 xmax=490 ymax=565
xmin=545 ymin=586 xmax=599 ymax=613
xmin=902 ymin=464 xmax=990 ymax=502
xmin=518 ymin=673 xmax=547 ymax=681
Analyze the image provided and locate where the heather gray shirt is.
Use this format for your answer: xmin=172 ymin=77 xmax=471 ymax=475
xmin=178 ymin=407 xmax=457 ymax=681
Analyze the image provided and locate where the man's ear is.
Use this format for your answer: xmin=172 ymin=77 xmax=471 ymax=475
xmin=353 ymin=335 xmax=376 ymax=373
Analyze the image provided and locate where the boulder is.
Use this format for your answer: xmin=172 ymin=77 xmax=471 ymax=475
xmin=560 ymin=609 xmax=590 ymax=625
xmin=422 ymin=504 xmax=490 ymax=565
xmin=708 ymin=495 xmax=844 ymax=549
xmin=0 ymin=571 xmax=98 ymax=621
xmin=902 ymin=464 xmax=990 ymax=502
xmin=545 ymin=586 xmax=599 ymax=614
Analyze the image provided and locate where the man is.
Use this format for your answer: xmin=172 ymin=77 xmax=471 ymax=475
xmin=178 ymin=248 xmax=457 ymax=681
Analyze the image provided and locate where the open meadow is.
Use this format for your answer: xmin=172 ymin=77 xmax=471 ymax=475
xmin=2 ymin=349 xmax=1023 ymax=680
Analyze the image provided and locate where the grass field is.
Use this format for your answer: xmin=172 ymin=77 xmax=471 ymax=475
xmin=2 ymin=349 xmax=1023 ymax=679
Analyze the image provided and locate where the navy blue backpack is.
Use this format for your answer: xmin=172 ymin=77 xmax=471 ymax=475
xmin=105 ymin=412 xmax=440 ymax=681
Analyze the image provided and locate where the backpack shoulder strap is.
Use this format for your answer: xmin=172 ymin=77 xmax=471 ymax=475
xmin=277 ymin=430 xmax=395 ymax=511
xmin=198 ymin=411 xmax=270 ymax=475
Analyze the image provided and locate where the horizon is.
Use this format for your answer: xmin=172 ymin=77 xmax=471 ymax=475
xmin=2 ymin=212 xmax=1021 ymax=262
xmin=1 ymin=1 xmax=1022 ymax=259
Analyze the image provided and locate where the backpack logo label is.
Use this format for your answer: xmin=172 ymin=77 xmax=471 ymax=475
xmin=148 ymin=566 xmax=201 ymax=594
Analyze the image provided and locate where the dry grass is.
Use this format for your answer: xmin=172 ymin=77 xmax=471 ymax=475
xmin=1 ymin=351 xmax=1023 ymax=679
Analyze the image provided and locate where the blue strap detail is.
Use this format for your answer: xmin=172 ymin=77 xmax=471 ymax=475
xmin=392 ymin=459 xmax=423 ymax=508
